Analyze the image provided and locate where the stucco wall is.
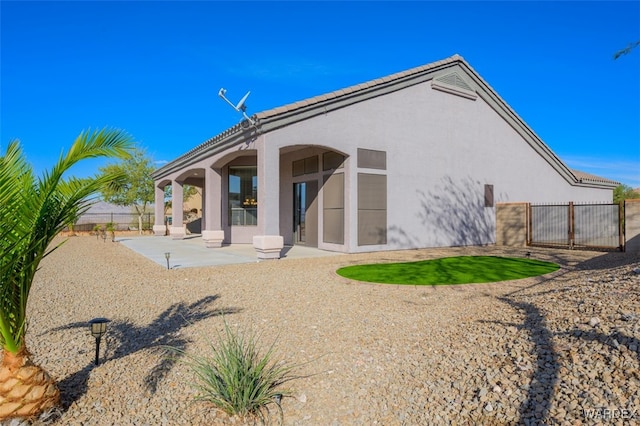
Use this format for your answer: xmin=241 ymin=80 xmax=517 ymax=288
xmin=154 ymin=67 xmax=614 ymax=252
xmin=265 ymin=79 xmax=612 ymax=252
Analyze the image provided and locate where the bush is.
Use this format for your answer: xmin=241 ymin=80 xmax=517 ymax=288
xmin=170 ymin=320 xmax=301 ymax=423
xmin=105 ymin=222 xmax=116 ymax=241
xmin=93 ymin=224 xmax=103 ymax=240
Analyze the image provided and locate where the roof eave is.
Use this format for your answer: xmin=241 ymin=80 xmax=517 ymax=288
xmin=256 ymin=58 xmax=460 ymax=133
xmin=452 ymin=61 xmax=614 ymax=190
xmin=572 ymin=179 xmax=619 ymax=189
xmin=153 ymin=54 xmax=617 ymax=192
xmin=152 ymin=55 xmax=463 ymax=179
xmin=152 ymin=125 xmax=260 ymax=180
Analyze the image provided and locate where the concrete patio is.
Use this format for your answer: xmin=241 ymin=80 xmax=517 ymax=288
xmin=117 ymin=235 xmax=340 ymax=269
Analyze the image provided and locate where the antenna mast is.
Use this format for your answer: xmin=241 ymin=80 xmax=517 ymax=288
xmin=218 ymin=88 xmax=255 ymax=125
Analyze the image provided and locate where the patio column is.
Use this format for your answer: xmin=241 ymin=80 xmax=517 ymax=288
xmin=202 ymin=166 xmax=224 ymax=248
xmin=152 ymin=184 xmax=166 ymax=236
xmin=253 ymin=139 xmax=283 ymax=259
xmin=170 ymin=180 xmax=185 ymax=239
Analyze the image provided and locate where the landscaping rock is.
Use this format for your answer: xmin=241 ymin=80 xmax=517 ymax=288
xmin=16 ymin=237 xmax=640 ymax=425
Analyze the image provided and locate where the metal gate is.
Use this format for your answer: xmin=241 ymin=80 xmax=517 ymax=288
xmin=529 ymin=202 xmax=623 ymax=251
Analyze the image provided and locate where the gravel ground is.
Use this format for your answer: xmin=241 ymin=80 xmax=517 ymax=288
xmin=14 ymin=236 xmax=640 ymax=425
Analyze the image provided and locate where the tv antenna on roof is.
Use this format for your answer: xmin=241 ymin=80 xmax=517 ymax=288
xmin=218 ymin=88 xmax=255 ymax=126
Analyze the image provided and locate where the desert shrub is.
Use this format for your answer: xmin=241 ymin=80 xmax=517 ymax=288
xmin=93 ymin=224 xmax=103 ymax=240
xmin=170 ymin=320 xmax=301 ymax=423
xmin=105 ymin=222 xmax=116 ymax=241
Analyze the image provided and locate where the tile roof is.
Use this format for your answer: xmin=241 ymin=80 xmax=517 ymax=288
xmin=571 ymin=170 xmax=620 ymax=186
xmin=152 ymin=54 xmax=619 ymax=191
xmin=254 ymin=55 xmax=463 ymax=120
xmin=152 ymin=54 xmax=466 ymax=178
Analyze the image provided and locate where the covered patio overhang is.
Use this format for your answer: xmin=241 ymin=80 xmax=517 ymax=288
xmin=152 ymin=135 xmax=350 ymax=259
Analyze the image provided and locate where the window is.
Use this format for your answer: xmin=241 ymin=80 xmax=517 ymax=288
xmin=229 ymin=166 xmax=257 ymax=226
xmin=323 ymin=151 xmax=345 ymax=171
xmin=292 ymin=156 xmax=318 ymax=177
xmin=358 ymin=173 xmax=387 ymax=245
xmin=357 ymin=148 xmax=386 ymax=170
xmin=323 ymin=173 xmax=344 ymax=244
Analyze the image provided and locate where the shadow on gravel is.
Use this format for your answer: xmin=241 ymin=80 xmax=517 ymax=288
xmin=574 ymin=251 xmax=639 ymax=271
xmin=487 ymin=258 xmax=638 ymax=424
xmin=497 ymin=297 xmax=559 ymax=424
xmin=499 ymin=250 xmax=639 ymax=301
xmin=53 ymin=295 xmax=240 ymax=408
xmin=558 ymin=328 xmax=640 ymax=362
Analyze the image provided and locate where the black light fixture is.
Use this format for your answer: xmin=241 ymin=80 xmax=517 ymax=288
xmin=88 ymin=318 xmax=110 ymax=365
xmin=526 ymin=251 xmax=531 ymax=259
xmin=164 ymin=252 xmax=171 ymax=270
xmin=274 ymin=393 xmax=282 ymax=405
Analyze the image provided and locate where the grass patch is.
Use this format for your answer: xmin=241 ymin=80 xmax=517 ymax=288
xmin=336 ymin=256 xmax=559 ymax=285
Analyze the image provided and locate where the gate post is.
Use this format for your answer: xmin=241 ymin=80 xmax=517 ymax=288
xmin=568 ymin=202 xmax=575 ymax=249
xmin=619 ymin=201 xmax=624 ymax=251
xmin=527 ymin=203 xmax=532 ymax=246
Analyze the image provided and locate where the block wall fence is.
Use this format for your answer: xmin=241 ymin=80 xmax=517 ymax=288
xmin=496 ymin=200 xmax=640 ymax=253
xmin=495 ymin=203 xmax=529 ymax=247
xmin=625 ymin=199 xmax=640 ymax=254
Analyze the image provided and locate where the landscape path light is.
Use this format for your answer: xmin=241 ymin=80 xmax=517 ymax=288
xmin=88 ymin=317 xmax=110 ymax=365
xmin=165 ymin=252 xmax=171 ymax=270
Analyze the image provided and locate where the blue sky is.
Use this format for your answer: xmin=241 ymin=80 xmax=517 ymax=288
xmin=2 ymin=1 xmax=639 ymax=188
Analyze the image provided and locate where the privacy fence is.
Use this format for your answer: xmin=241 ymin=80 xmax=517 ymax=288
xmin=497 ymin=200 xmax=640 ymax=252
xmin=67 ymin=213 xmax=154 ymax=232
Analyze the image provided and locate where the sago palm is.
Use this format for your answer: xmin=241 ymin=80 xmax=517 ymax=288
xmin=0 ymin=128 xmax=133 ymax=420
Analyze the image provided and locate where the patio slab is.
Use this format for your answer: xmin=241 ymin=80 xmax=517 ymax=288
xmin=117 ymin=235 xmax=339 ymax=268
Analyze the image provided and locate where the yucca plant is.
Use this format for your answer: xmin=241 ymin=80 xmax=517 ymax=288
xmin=0 ymin=128 xmax=133 ymax=420
xmin=170 ymin=320 xmax=301 ymax=424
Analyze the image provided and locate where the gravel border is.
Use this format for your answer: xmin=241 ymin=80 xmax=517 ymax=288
xmin=14 ymin=236 xmax=640 ymax=425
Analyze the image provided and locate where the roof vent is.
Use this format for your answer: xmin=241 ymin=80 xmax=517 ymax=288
xmin=431 ymin=72 xmax=477 ymax=100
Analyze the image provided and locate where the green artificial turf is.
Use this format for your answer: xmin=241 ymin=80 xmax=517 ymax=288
xmin=336 ymin=256 xmax=560 ymax=285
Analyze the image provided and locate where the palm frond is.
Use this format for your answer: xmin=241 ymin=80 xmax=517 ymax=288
xmin=0 ymin=129 xmax=134 ymax=353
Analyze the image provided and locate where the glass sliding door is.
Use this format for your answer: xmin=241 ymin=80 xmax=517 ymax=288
xmin=293 ymin=180 xmax=318 ymax=246
xmin=293 ymin=182 xmax=306 ymax=243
